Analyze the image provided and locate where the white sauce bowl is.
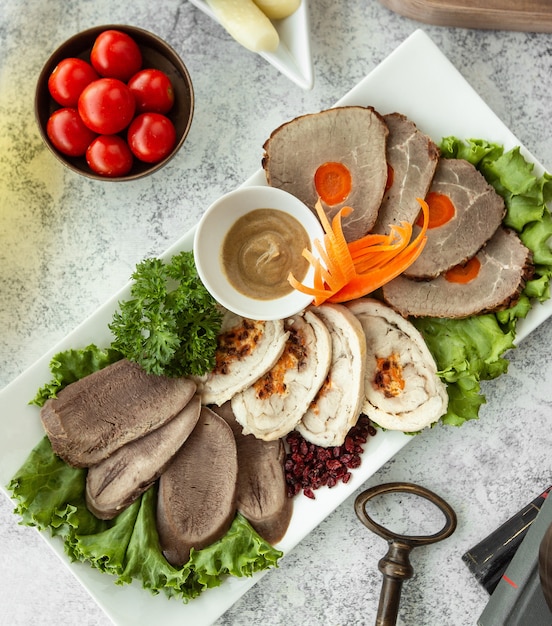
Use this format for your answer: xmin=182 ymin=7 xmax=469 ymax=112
xmin=194 ymin=185 xmax=325 ymax=320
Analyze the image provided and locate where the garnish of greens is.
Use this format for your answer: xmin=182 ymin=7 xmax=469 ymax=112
xmin=8 ymin=137 xmax=552 ymax=604
xmin=109 ymin=250 xmax=223 ymax=377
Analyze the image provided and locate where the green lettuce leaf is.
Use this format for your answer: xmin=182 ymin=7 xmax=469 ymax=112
xmin=439 ymin=375 xmax=486 ymax=426
xmin=8 ymin=437 xmax=283 ymax=602
xmin=439 ymin=136 xmax=504 ymax=165
xmin=190 ymin=513 xmax=282 ymax=587
xmin=521 ymin=211 xmax=552 ymax=265
xmin=8 ymin=435 xmax=94 ymax=534
xmin=31 ymin=344 xmax=123 ymax=407
xmin=412 ymin=315 xmax=515 ymax=425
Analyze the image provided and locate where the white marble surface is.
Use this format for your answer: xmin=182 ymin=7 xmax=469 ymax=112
xmin=1 ymin=1 xmax=552 ymax=625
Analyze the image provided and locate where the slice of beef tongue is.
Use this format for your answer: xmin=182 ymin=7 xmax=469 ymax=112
xmin=371 ymin=112 xmax=440 ymax=235
xmin=40 ymin=359 xmax=197 ymax=468
xmin=404 ymin=158 xmax=506 ymax=279
xmin=262 ymin=106 xmax=389 ymax=242
xmin=211 ymin=401 xmax=292 ymax=546
xmin=156 ymin=406 xmax=238 ymax=568
xmin=382 ymin=227 xmax=533 ymax=318
xmin=86 ymin=395 xmax=201 ymax=520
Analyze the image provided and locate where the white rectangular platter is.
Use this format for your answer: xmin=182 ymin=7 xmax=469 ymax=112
xmin=0 ymin=29 xmax=550 ymax=626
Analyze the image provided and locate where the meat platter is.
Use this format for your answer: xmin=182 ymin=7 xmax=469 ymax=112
xmin=0 ymin=29 xmax=551 ymax=626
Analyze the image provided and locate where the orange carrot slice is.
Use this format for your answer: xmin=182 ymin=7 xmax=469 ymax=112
xmin=314 ymin=161 xmax=352 ymax=206
xmin=349 ymin=222 xmax=412 ymax=269
xmin=417 ymin=191 xmax=455 ymax=229
xmin=313 ymin=200 xmax=355 ymax=286
xmin=289 ymin=197 xmax=430 ymax=305
xmin=353 ymin=246 xmax=406 ymax=273
xmin=444 ymin=257 xmax=481 ymax=284
xmin=348 ymin=232 xmax=390 ymax=254
xmin=328 ymin=230 xmax=428 ymax=303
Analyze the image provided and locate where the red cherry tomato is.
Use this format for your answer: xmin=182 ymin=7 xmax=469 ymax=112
xmin=48 ymin=58 xmax=99 ymax=107
xmin=86 ymin=135 xmax=134 ymax=177
xmin=78 ymin=78 xmax=136 ymax=134
xmin=46 ymin=107 xmax=97 ymax=157
xmin=127 ymin=113 xmax=176 ymax=163
xmin=90 ymin=29 xmax=142 ymax=81
xmin=128 ymin=69 xmax=175 ymax=114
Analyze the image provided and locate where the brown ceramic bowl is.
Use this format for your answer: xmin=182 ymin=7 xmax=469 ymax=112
xmin=35 ymin=24 xmax=194 ymax=181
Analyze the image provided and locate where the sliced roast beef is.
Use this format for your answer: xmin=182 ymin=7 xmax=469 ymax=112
xmin=85 ymin=395 xmax=201 ymax=520
xmin=212 ymin=401 xmax=292 ymax=545
xmin=347 ymin=298 xmax=448 ymax=432
xmin=262 ymin=106 xmax=389 ymax=242
xmin=372 ymin=112 xmax=440 ymax=234
xmin=404 ymin=158 xmax=506 ymax=279
xmin=193 ymin=311 xmax=289 ymax=406
xmin=156 ymin=406 xmax=238 ymax=567
xmin=296 ymin=303 xmax=366 ymax=447
xmin=40 ymin=359 xmax=197 ymax=468
xmin=382 ymin=227 xmax=533 ymax=318
xmin=231 ymin=309 xmax=332 ymax=441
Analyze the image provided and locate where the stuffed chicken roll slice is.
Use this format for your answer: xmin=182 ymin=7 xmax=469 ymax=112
xmin=346 ymin=298 xmax=448 ymax=432
xmin=231 ymin=310 xmax=332 ymax=441
xmin=296 ymin=303 xmax=366 ymax=447
xmin=193 ymin=311 xmax=289 ymax=406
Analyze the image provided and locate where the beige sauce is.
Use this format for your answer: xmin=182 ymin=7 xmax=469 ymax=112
xmin=222 ymin=208 xmax=311 ymax=300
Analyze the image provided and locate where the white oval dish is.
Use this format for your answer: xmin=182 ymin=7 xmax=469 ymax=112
xmin=194 ymin=185 xmax=324 ymax=320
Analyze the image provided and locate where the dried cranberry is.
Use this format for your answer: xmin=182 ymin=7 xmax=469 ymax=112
xmin=326 ymin=459 xmax=342 ymax=472
xmin=344 ymin=437 xmax=356 ymax=453
xmin=284 ymin=415 xmax=376 ymax=499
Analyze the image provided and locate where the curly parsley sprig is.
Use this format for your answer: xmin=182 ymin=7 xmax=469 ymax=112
xmin=109 ymin=251 xmax=222 ymax=377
